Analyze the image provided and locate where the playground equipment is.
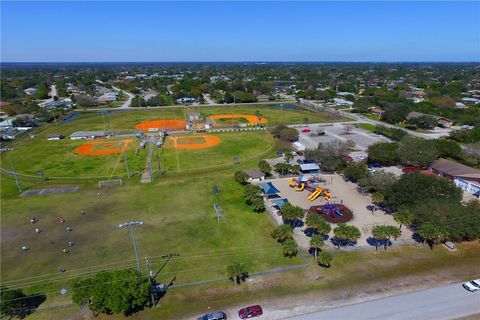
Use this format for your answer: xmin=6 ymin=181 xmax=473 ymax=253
xmin=289 ymin=178 xmax=296 ymax=187
xmin=323 ymin=203 xmax=344 ymax=217
xmin=295 ymin=183 xmax=305 ymax=191
xmin=308 ymin=187 xmax=322 ymax=201
xmin=324 ymin=191 xmax=331 ymax=201
xmin=310 ymin=204 xmax=353 ymax=223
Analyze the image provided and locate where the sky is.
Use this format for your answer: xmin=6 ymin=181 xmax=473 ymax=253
xmin=1 ymin=1 xmax=479 ymax=62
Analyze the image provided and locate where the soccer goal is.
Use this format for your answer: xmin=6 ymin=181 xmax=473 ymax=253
xmin=98 ymin=179 xmax=123 ymax=189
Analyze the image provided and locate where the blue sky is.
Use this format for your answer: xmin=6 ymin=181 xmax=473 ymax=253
xmin=1 ymin=1 xmax=479 ymax=62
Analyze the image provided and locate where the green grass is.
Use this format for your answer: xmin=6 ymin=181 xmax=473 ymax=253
xmin=355 ymin=123 xmax=377 ymax=132
xmin=0 ymin=175 xmax=302 ymax=301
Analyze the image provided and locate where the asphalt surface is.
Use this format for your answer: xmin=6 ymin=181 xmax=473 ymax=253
xmin=285 ymin=282 xmax=480 ymax=320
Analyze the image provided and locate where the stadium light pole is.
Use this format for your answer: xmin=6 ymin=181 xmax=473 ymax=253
xmin=118 ymin=221 xmax=144 ymax=274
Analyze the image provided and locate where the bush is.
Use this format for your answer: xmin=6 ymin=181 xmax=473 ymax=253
xmin=317 ymin=251 xmax=333 ymax=267
xmin=271 ymin=224 xmax=293 ymax=242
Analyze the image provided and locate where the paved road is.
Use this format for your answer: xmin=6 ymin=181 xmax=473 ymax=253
xmin=112 ymin=85 xmax=134 ymax=109
xmin=285 ymin=282 xmax=480 ymax=320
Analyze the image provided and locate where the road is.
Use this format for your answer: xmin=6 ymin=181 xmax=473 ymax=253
xmin=112 ymin=86 xmax=134 ymax=109
xmin=284 ymin=282 xmax=480 ymax=320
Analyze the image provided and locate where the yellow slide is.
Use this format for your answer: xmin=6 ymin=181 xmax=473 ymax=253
xmin=295 ymin=183 xmax=305 ymax=191
xmin=289 ymin=178 xmax=296 ymax=187
xmin=308 ymin=188 xmax=321 ymax=200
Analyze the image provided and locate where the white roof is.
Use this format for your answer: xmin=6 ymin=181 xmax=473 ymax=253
xmin=300 ymin=163 xmax=320 ymax=171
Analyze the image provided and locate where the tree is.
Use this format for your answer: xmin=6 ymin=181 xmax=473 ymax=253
xmin=234 ymin=171 xmax=248 ymax=185
xmin=434 ymin=139 xmax=462 ymax=159
xmin=258 ymin=160 xmax=271 ymax=176
xmin=250 ymin=198 xmax=265 ymax=213
xmin=367 ymin=142 xmax=400 ymax=166
xmin=343 ymin=163 xmax=368 ymax=182
xmin=271 ymin=224 xmax=293 ymax=242
xmin=279 ymin=128 xmax=299 ymax=142
xmin=225 ymin=263 xmax=248 ymax=284
xmin=333 ymin=224 xmax=361 ymax=246
xmin=352 ymin=97 xmax=372 ymax=113
xmin=398 ymin=137 xmax=440 ymax=167
xmin=244 ymin=185 xmax=262 ymax=205
xmin=417 ymin=223 xmax=448 ymax=249
xmin=372 ymin=225 xmax=400 ymax=250
xmin=282 ymin=239 xmax=298 ymax=257
xmin=1 ymin=287 xmax=26 ymax=319
xmin=385 ymin=173 xmax=462 ymax=210
xmin=72 ymin=269 xmax=151 ymax=316
xmin=305 ymin=140 xmax=353 ymax=172
xmin=394 ymin=209 xmax=414 ymax=230
xmin=305 ymin=213 xmax=331 ymax=235
xmin=281 ymin=203 xmax=305 ymax=226
xmin=310 ymin=234 xmax=324 ymax=259
xmin=317 ymin=251 xmax=333 ymax=267
xmin=409 ymin=115 xmax=437 ymax=129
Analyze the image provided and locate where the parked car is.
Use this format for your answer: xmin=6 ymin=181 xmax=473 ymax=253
xmin=238 ymin=305 xmax=263 ymax=319
xmin=463 ymin=279 xmax=480 ymax=292
xmin=301 ymin=128 xmax=311 ymax=133
xmin=368 ymin=168 xmax=376 ymax=173
xmin=303 ymin=159 xmax=316 ymax=164
xmin=296 ymin=159 xmax=304 ymax=164
xmin=356 ymin=155 xmax=366 ymax=160
xmin=369 ymin=163 xmax=381 ymax=168
xmin=197 ymin=311 xmax=227 ymax=320
xmin=290 ymin=151 xmax=297 ymax=156
xmin=402 ymin=166 xmax=417 ymax=173
xmin=297 ymin=151 xmax=304 ymax=156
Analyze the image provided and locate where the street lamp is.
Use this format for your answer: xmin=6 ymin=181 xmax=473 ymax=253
xmin=118 ymin=220 xmax=144 ymax=274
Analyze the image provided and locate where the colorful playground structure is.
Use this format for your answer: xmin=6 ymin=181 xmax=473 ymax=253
xmin=289 ymin=176 xmax=331 ymax=201
xmin=309 ymin=204 xmax=353 ymax=223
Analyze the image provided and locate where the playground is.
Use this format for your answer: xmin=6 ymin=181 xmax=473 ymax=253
xmin=265 ymin=176 xmax=413 ymax=247
xmin=74 ymin=139 xmax=133 ymax=156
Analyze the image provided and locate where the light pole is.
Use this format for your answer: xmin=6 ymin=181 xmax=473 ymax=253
xmin=118 ymin=220 xmax=144 ymax=274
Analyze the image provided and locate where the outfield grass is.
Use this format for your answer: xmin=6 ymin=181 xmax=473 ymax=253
xmin=0 ymin=105 xmax=339 ymax=179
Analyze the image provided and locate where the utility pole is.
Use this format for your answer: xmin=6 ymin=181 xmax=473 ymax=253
xmin=144 ymin=257 xmax=156 ymax=307
xmin=156 ymin=146 xmax=161 ymax=175
xmin=123 ymin=147 xmax=131 ymax=178
xmin=8 ymin=153 xmax=22 ymax=193
xmin=118 ymin=221 xmax=144 ymax=274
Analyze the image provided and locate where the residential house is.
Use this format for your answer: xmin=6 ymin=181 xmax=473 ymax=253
xmin=24 ymin=88 xmax=38 ymax=96
xmin=406 ymin=111 xmax=453 ymax=128
xmin=332 ymin=98 xmax=354 ymax=108
xmin=430 ymin=158 xmax=480 ymax=198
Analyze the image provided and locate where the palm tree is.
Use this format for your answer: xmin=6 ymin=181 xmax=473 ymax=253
xmin=281 ymin=204 xmax=305 ymax=227
xmin=394 ymin=209 xmax=414 ymax=230
xmin=317 ymin=251 xmax=333 ymax=268
xmin=310 ymin=234 xmax=324 ymax=259
xmin=282 ymin=239 xmax=298 ymax=257
xmin=372 ymin=225 xmax=388 ymax=251
xmin=333 ymin=224 xmax=361 ymax=247
xmin=225 ymin=263 xmax=248 ymax=285
xmin=306 ymin=213 xmax=331 ymax=236
xmin=271 ymin=224 xmax=293 ymax=242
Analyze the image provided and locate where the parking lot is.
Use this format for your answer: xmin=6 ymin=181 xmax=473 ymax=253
xmin=293 ymin=122 xmax=391 ymax=151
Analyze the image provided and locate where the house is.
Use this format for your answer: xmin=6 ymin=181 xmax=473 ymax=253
xmin=97 ymin=92 xmax=118 ymax=104
xmin=47 ymin=134 xmax=64 ymax=141
xmin=430 ymin=158 xmax=480 ymax=198
xmin=24 ymin=88 xmax=38 ymax=96
xmin=299 ymin=163 xmax=320 ymax=173
xmin=244 ymin=169 xmax=265 ymax=183
xmin=256 ymin=94 xmax=270 ymax=102
xmin=406 ymin=111 xmax=453 ymax=128
xmin=176 ymin=97 xmax=196 ymax=104
xmin=45 ymin=101 xmax=74 ymax=109
xmin=455 ymin=102 xmax=467 ymax=109
xmin=369 ymin=107 xmax=385 ymax=116
xmin=69 ymin=131 xmax=107 ymax=140
xmin=332 ymin=98 xmax=354 ymax=107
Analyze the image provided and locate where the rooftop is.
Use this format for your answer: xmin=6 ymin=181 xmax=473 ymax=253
xmin=431 ymin=158 xmax=480 ymax=180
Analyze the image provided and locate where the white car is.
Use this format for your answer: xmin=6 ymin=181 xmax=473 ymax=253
xmin=356 ymin=155 xmax=366 ymax=160
xmin=462 ymin=279 xmax=480 ymax=292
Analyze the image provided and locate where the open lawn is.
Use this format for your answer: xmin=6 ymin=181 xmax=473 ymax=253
xmin=0 ymin=174 xmax=302 ymax=304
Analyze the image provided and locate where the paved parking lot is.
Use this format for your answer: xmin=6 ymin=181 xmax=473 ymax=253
xmin=293 ymin=123 xmax=391 ymax=151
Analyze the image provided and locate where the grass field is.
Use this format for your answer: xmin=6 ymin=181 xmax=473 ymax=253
xmin=0 ymin=174 xmax=303 ymax=301
xmin=0 ymin=105 xmax=339 ymax=179
xmin=355 ymin=123 xmax=377 ymax=132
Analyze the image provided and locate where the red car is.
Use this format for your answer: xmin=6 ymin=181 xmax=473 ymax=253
xmin=238 ymin=305 xmax=263 ymax=319
xmin=402 ymin=166 xmax=417 ymax=173
xmin=301 ymin=128 xmax=311 ymax=133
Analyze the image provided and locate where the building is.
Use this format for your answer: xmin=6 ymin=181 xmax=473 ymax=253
xmin=430 ymin=158 xmax=480 ymax=198
xmin=24 ymin=88 xmax=38 ymax=96
xmin=69 ymin=131 xmax=107 ymax=140
xmin=47 ymin=134 xmax=64 ymax=141
xmin=45 ymin=101 xmax=74 ymax=109
xmin=406 ymin=111 xmax=453 ymax=128
xmin=244 ymin=169 xmax=265 ymax=183
xmin=176 ymin=97 xmax=196 ymax=104
xmin=97 ymin=92 xmax=118 ymax=104
xmin=256 ymin=94 xmax=270 ymax=102
xmin=462 ymin=97 xmax=480 ymax=104
xmin=455 ymin=102 xmax=467 ymax=109
xmin=369 ymin=107 xmax=385 ymax=116
xmin=332 ymin=98 xmax=354 ymax=107
xmin=292 ymin=142 xmax=306 ymax=151
xmin=299 ymin=163 xmax=320 ymax=173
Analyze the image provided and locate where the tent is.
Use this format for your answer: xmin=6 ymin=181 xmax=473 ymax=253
xmin=259 ymin=182 xmax=280 ymax=195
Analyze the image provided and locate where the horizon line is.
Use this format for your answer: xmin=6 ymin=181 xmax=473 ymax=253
xmin=2 ymin=61 xmax=480 ymax=64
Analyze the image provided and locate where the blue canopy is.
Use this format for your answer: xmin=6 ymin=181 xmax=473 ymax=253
xmin=259 ymin=182 xmax=280 ymax=195
xmin=298 ymin=176 xmax=309 ymax=182
xmin=272 ymin=198 xmax=289 ymax=209
xmin=474 ymin=190 xmax=480 ymax=198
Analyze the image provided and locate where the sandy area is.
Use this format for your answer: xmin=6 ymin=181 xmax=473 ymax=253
xmin=265 ymin=175 xmax=413 ymax=248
